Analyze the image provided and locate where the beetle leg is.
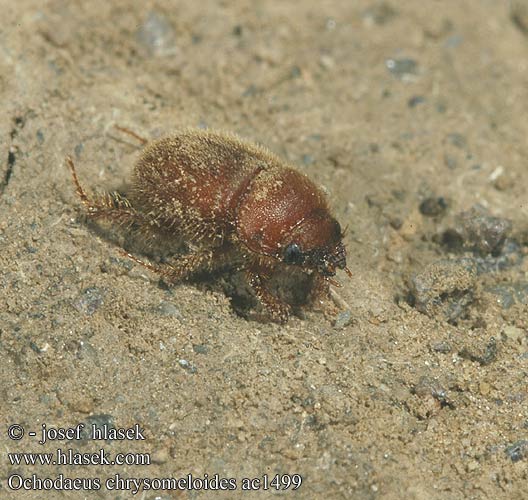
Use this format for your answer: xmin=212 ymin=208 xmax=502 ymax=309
xmin=66 ymin=155 xmax=147 ymax=225
xmin=310 ymin=273 xmax=330 ymax=301
xmin=246 ymin=264 xmax=291 ymax=324
xmin=67 ymin=155 xmax=170 ymax=250
xmin=121 ymin=248 xmax=215 ymax=284
xmin=308 ymin=274 xmax=339 ymax=316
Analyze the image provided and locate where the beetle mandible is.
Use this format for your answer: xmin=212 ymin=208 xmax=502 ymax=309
xmin=67 ymin=128 xmax=351 ymax=322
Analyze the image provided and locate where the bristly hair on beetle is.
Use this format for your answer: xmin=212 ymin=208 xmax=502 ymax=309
xmin=66 ymin=127 xmax=351 ymax=323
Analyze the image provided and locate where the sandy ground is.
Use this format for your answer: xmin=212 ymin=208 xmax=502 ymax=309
xmin=1 ymin=1 xmax=527 ymax=499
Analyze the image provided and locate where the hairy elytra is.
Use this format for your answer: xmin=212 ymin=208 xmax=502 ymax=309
xmin=67 ymin=128 xmax=351 ymax=322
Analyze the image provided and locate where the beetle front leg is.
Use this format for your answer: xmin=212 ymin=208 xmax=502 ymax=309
xmin=308 ymin=274 xmax=339 ymax=316
xmin=246 ymin=264 xmax=291 ymax=324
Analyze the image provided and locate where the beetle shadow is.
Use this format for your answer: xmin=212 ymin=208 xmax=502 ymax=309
xmin=190 ymin=266 xmax=314 ymax=322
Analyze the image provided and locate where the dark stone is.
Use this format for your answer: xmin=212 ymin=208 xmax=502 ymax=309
xmin=505 ymin=440 xmax=528 ymax=462
xmin=408 ymin=95 xmax=425 ymax=108
xmin=419 ymin=197 xmax=448 ymax=217
xmin=459 ymin=337 xmax=497 ymax=366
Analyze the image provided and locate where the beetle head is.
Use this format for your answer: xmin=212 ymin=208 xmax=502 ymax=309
xmin=280 ymin=209 xmax=350 ymax=279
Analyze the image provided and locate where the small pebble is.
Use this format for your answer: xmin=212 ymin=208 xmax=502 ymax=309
xmin=492 ymin=171 xmax=513 ymax=191
xmin=470 ymin=240 xmax=524 ymax=275
xmin=68 ymin=396 xmax=95 ymax=414
xmin=385 ymin=58 xmax=417 ymax=78
xmin=389 ymin=216 xmax=403 ymax=230
xmin=74 ymin=143 xmax=84 ymax=158
xmin=479 ymin=381 xmax=491 ymax=396
xmin=419 ymin=196 xmax=448 ymax=217
xmin=151 ymin=448 xmax=169 ymax=464
xmin=459 ymin=337 xmax=497 ymax=366
xmin=411 ymin=376 xmax=448 ymax=404
xmin=409 ymin=258 xmax=477 ymax=323
xmin=505 ymin=440 xmax=528 ymax=462
xmin=408 ymin=95 xmax=425 ymax=108
xmin=363 ymin=3 xmax=397 ymax=25
xmin=178 ymin=359 xmax=197 ymax=374
xmin=192 ymin=344 xmax=209 ymax=354
xmin=436 ymin=101 xmax=447 ymax=113
xmin=443 ymin=153 xmax=458 ymax=169
xmin=431 ymin=341 xmax=452 ymax=354
xmin=178 ymin=359 xmax=189 ymax=368
xmin=29 ymin=341 xmax=49 ymax=354
xmin=319 ymin=55 xmax=335 ymax=70
xmin=446 ymin=132 xmax=467 ymax=149
xmin=157 ymin=301 xmax=181 ymax=318
xmin=74 ymin=287 xmax=104 ymax=315
xmin=137 ymin=10 xmax=178 ymax=56
xmin=501 ymin=325 xmax=526 ymax=344
xmin=334 ymin=310 xmax=352 ymax=329
xmin=466 ymin=459 xmax=479 ymax=472
xmin=447 ymin=206 xmax=513 ymax=256
xmin=325 ymin=18 xmax=337 ymax=31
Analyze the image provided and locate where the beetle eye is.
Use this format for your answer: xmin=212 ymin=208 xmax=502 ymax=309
xmin=283 ymin=243 xmax=303 ymax=265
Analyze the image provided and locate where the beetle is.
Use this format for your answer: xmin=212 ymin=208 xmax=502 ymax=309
xmin=67 ymin=128 xmax=351 ymax=322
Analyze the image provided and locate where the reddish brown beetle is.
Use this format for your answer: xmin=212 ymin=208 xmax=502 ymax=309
xmin=67 ymin=128 xmax=351 ymax=322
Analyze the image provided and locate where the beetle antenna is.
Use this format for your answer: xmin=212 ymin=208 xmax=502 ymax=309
xmin=114 ymin=125 xmax=148 ymax=145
